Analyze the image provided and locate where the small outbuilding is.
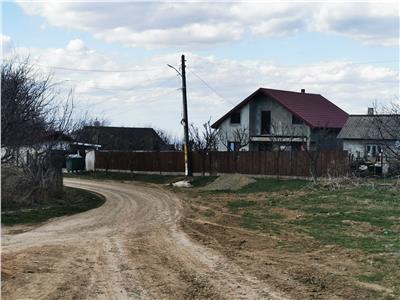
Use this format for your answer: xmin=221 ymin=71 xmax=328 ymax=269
xmin=337 ymin=113 xmax=400 ymax=160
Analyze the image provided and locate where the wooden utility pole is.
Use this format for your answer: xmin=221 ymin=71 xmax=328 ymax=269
xmin=181 ymin=54 xmax=192 ymax=176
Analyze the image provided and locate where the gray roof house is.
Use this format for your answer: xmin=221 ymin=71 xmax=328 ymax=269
xmin=337 ymin=113 xmax=400 ymax=159
xmin=75 ymin=126 xmax=167 ymax=151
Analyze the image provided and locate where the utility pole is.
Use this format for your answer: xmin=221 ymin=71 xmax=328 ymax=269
xmin=181 ymin=54 xmax=192 ymax=176
xmin=167 ymin=55 xmax=192 ymax=176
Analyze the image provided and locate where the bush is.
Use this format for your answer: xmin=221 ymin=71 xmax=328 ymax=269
xmin=1 ymin=164 xmax=63 ymax=209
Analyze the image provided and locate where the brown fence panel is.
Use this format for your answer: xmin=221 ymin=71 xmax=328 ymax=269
xmin=93 ymin=150 xmax=350 ymax=177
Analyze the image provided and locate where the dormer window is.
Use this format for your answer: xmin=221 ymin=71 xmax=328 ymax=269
xmin=230 ymin=112 xmax=241 ymax=124
xmin=292 ymin=115 xmax=304 ymax=125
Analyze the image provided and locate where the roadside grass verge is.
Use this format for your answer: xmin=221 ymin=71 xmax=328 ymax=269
xmin=65 ymin=171 xmax=217 ymax=187
xmin=204 ymin=177 xmax=310 ymax=194
xmin=64 ymin=171 xmax=185 ymax=184
xmin=238 ymin=178 xmax=309 ymax=193
xmin=1 ymin=187 xmax=105 ymax=226
xmin=190 ymin=176 xmax=218 ymax=187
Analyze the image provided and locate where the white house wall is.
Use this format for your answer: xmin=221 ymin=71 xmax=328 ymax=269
xmin=85 ymin=150 xmax=96 ymax=171
xmin=343 ymin=140 xmax=365 ymax=157
xmin=215 ymin=94 xmax=313 ymax=151
xmin=343 ymin=139 xmax=398 ymax=158
xmin=216 ymin=103 xmax=250 ymax=151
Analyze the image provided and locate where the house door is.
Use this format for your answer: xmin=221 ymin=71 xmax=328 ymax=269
xmin=261 ymin=111 xmax=271 ymax=134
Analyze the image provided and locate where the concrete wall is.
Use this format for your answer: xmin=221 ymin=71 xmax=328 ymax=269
xmin=249 ymin=94 xmax=310 ymax=137
xmin=310 ymin=129 xmax=342 ymax=150
xmin=216 ymin=103 xmax=250 ymax=151
xmin=216 ymin=94 xmax=312 ymax=151
xmin=85 ymin=150 xmax=96 ymax=171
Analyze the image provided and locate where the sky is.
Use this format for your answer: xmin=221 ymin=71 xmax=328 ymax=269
xmin=2 ymin=1 xmax=399 ymax=137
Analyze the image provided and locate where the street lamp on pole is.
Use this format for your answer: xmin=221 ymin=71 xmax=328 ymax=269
xmin=167 ymin=55 xmax=192 ymax=177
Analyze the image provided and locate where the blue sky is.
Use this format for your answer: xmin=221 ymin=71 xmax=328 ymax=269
xmin=2 ymin=1 xmax=399 ymax=136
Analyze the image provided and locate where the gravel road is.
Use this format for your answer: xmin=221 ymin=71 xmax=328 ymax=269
xmin=2 ymin=178 xmax=287 ymax=300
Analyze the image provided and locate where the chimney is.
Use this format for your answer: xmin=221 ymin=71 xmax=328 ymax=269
xmin=367 ymin=107 xmax=374 ymax=115
xmin=301 ymin=89 xmax=305 ymax=93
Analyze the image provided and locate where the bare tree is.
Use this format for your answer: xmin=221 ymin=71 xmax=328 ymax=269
xmin=304 ymin=127 xmax=334 ymax=184
xmin=269 ymin=122 xmax=305 ymax=180
xmin=189 ymin=120 xmax=219 ymax=176
xmin=71 ymin=115 xmax=110 ymax=146
xmin=218 ymin=127 xmax=250 ymax=172
xmin=1 ymin=55 xmax=78 ymax=206
xmin=372 ymin=102 xmax=400 ymax=161
xmin=1 ymin=56 xmax=54 ymax=163
xmin=154 ymin=128 xmax=173 ymax=145
xmin=154 ymin=127 xmax=182 ymax=150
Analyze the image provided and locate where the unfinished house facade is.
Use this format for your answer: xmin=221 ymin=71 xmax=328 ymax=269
xmin=212 ymin=88 xmax=349 ymax=151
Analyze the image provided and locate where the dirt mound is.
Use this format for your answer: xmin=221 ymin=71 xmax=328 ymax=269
xmin=200 ymin=174 xmax=256 ymax=191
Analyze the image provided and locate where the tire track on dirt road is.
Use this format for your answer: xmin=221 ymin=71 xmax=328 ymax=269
xmin=2 ymin=178 xmax=288 ymax=300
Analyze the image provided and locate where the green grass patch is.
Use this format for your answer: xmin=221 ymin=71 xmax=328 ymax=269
xmin=1 ymin=187 xmax=105 ymax=226
xmin=65 ymin=171 xmax=185 ymax=184
xmin=200 ymin=179 xmax=399 ymax=295
xmin=228 ymin=200 xmax=257 ymax=213
xmin=222 ymin=183 xmax=400 ymax=253
xmin=358 ymin=273 xmax=385 ymax=284
xmin=240 ymin=211 xmax=283 ymax=233
xmin=237 ymin=178 xmax=309 ymax=193
xmin=202 ymin=209 xmax=216 ymax=217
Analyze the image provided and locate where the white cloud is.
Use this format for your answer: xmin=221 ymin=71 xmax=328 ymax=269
xmin=251 ymin=17 xmax=306 ymax=37
xmin=94 ymin=22 xmax=243 ymax=48
xmin=1 ymin=34 xmax=13 ymax=54
xmin=6 ymin=40 xmax=398 ymax=134
xmin=313 ymin=2 xmax=399 ymax=46
xmin=66 ymin=39 xmax=88 ymax=52
xmin=17 ymin=2 xmax=399 ymax=48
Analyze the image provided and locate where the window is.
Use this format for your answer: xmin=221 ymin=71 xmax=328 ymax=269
xmin=227 ymin=141 xmax=239 ymax=151
xmin=230 ymin=112 xmax=241 ymax=124
xmin=366 ymin=144 xmax=382 ymax=157
xmin=261 ymin=111 xmax=271 ymax=134
xmin=292 ymin=115 xmax=304 ymax=125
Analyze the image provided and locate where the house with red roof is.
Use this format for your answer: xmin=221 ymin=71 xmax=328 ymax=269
xmin=211 ymin=88 xmax=349 ymax=151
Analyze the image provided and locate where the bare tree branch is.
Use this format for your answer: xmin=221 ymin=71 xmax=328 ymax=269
xmin=190 ymin=120 xmax=219 ymax=175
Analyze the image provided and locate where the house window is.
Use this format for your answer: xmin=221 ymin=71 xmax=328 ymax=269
xmin=292 ymin=115 xmax=304 ymax=125
xmin=227 ymin=141 xmax=239 ymax=151
xmin=366 ymin=144 xmax=382 ymax=157
xmin=230 ymin=112 xmax=241 ymax=124
xmin=261 ymin=111 xmax=271 ymax=134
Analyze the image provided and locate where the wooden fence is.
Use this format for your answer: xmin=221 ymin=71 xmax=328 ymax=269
xmin=93 ymin=150 xmax=350 ymax=177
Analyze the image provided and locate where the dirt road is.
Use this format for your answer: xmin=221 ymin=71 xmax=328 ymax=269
xmin=2 ymin=178 xmax=287 ymax=300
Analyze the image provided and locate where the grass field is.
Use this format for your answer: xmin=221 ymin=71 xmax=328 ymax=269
xmin=228 ymin=181 xmax=400 ymax=253
xmin=182 ymin=177 xmax=400 ymax=299
xmin=1 ymin=187 xmax=105 ymax=226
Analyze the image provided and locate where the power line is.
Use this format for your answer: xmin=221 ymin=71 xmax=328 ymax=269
xmin=35 ymin=64 xmax=161 ymax=73
xmin=188 ymin=69 xmax=237 ymax=106
xmin=57 ymin=76 xmax=179 ymax=93
xmin=202 ymin=59 xmax=399 ymax=70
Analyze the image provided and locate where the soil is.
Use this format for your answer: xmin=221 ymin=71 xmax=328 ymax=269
xmin=2 ymin=179 xmax=286 ymax=300
xmin=178 ymin=190 xmax=396 ymax=300
xmin=2 ymin=178 xmax=394 ymax=299
xmin=200 ymin=174 xmax=256 ymax=191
